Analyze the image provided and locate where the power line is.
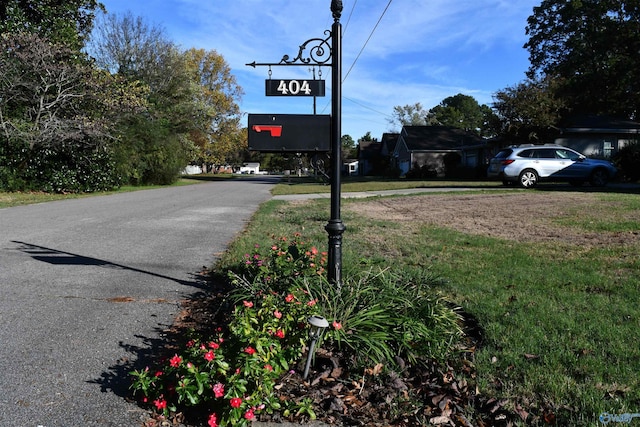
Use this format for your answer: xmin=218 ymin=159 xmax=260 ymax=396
xmin=344 ymin=95 xmax=393 ymax=119
xmin=342 ymin=0 xmax=357 ymax=36
xmin=343 ymin=0 xmax=393 ymax=83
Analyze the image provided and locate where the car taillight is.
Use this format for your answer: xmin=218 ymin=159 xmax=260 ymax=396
xmin=501 ymin=159 xmax=515 ymax=165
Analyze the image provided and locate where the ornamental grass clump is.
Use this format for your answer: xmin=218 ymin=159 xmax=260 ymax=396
xmin=307 ymin=267 xmax=464 ymax=369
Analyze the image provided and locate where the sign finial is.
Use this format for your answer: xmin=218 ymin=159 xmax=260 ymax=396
xmin=331 ymin=0 xmax=343 ymax=20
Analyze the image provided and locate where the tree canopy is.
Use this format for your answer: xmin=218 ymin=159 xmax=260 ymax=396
xmin=388 ymin=103 xmax=428 ymax=130
xmin=0 ymin=4 xmax=245 ymax=192
xmin=427 ymin=94 xmax=499 ymax=137
xmin=389 ymin=95 xmax=498 ymax=138
xmin=0 ymin=0 xmax=104 ymax=50
xmin=525 ymin=0 xmax=640 ymax=118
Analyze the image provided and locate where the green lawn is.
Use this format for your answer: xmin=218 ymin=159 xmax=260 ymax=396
xmin=272 ymin=175 xmax=499 ymax=195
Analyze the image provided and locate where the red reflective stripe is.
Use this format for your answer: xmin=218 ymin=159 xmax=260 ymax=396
xmin=252 ymin=125 xmax=282 ymax=137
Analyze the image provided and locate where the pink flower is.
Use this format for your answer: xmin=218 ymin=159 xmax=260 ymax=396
xmin=212 ymin=382 xmax=224 ymax=398
xmin=311 ymin=246 xmax=319 ymax=255
xmin=275 ymin=329 xmax=285 ymax=339
xmin=204 ymin=350 xmax=215 ymax=362
xmin=244 ymin=409 xmax=255 ymax=420
xmin=154 ymin=398 xmax=167 ymax=410
xmin=186 ymin=340 xmax=195 ymax=347
xmin=307 ymin=299 xmax=317 ymax=307
xmin=154 ymin=370 xmax=163 ymax=377
xmin=274 ymin=310 xmax=282 ymax=319
xmin=208 ymin=413 xmax=219 ymax=427
xmin=245 ymin=346 xmax=256 ymax=355
xmin=169 ymin=354 xmax=182 ymax=368
xmin=208 ymin=341 xmax=220 ymax=349
xmin=230 ymin=397 xmax=243 ymax=408
xmin=243 ymin=300 xmax=253 ymax=308
xmin=264 ymin=364 xmax=273 ymax=371
xmin=332 ymin=321 xmax=342 ymax=331
xmin=285 ymin=294 xmax=295 ymax=303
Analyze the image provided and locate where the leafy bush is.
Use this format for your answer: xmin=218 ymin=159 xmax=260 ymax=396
xmin=0 ymin=140 xmax=122 ymax=193
xmin=612 ymin=140 xmax=640 ymax=182
xmin=230 ymin=233 xmax=327 ymax=293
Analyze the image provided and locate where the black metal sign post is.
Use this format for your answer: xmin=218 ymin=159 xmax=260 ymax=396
xmin=246 ymin=0 xmax=345 ymax=286
xmin=326 ymin=1 xmax=345 ymax=286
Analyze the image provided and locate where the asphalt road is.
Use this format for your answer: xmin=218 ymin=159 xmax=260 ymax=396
xmin=0 ymin=177 xmax=278 ymax=426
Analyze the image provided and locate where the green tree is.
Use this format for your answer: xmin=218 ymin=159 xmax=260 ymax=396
xmin=387 ymin=103 xmax=428 ymax=130
xmin=183 ymin=48 xmax=244 ymax=171
xmin=0 ymin=0 xmax=104 ymax=50
xmin=493 ymin=76 xmax=567 ymax=143
xmin=341 ymin=134 xmax=356 ymax=159
xmin=0 ymin=32 xmax=125 ymax=192
xmin=525 ymin=0 xmax=640 ymax=118
xmin=88 ymin=12 xmax=196 ymax=184
xmin=427 ymin=93 xmax=499 ymax=137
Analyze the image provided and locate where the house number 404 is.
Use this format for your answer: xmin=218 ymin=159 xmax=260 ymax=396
xmin=277 ymin=80 xmax=312 ymax=95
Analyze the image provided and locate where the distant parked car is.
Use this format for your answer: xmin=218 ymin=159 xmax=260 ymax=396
xmin=487 ymin=145 xmax=617 ymax=188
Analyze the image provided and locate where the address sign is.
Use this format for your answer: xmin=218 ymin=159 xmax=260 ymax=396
xmin=265 ymin=79 xmax=325 ymax=97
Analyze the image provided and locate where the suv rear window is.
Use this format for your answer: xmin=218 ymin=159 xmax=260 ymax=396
xmin=495 ymin=149 xmax=513 ymax=159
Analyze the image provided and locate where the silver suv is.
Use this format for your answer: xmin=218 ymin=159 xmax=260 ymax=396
xmin=487 ymin=145 xmax=617 ymax=188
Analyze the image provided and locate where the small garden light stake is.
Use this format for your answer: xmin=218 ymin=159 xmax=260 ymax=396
xmin=303 ymin=315 xmax=329 ymax=379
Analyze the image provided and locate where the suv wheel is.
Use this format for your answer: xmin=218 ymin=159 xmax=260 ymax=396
xmin=519 ymin=169 xmax=539 ymax=188
xmin=590 ymin=169 xmax=609 ymax=187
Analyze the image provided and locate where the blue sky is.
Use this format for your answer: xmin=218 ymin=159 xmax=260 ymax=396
xmin=95 ymin=0 xmax=540 ymax=141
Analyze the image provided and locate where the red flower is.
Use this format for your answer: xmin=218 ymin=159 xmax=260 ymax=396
xmin=244 ymin=409 xmax=255 ymax=420
xmin=169 ymin=354 xmax=182 ymax=368
xmin=154 ymin=370 xmax=163 ymax=377
xmin=154 ymin=398 xmax=167 ymax=410
xmin=274 ymin=310 xmax=282 ymax=319
xmin=208 ymin=413 xmax=219 ymax=427
xmin=230 ymin=397 xmax=243 ymax=408
xmin=307 ymin=299 xmax=317 ymax=307
xmin=186 ymin=340 xmax=195 ymax=348
xmin=243 ymin=300 xmax=253 ymax=308
xmin=275 ymin=329 xmax=285 ymax=339
xmin=212 ymin=382 xmax=224 ymax=398
xmin=264 ymin=364 xmax=273 ymax=371
xmin=285 ymin=294 xmax=295 ymax=303
xmin=332 ymin=321 xmax=342 ymax=331
xmin=208 ymin=341 xmax=220 ymax=349
xmin=204 ymin=350 xmax=215 ymax=362
xmin=245 ymin=346 xmax=256 ymax=355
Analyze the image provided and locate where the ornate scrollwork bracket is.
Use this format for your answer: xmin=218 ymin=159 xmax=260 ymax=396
xmin=246 ymin=30 xmax=333 ymax=68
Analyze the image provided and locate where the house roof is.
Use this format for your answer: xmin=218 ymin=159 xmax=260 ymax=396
xmin=380 ymin=133 xmax=400 ymax=154
xmin=358 ymin=140 xmax=382 ymax=160
xmin=561 ymin=115 xmax=640 ymax=134
xmin=400 ymin=126 xmax=485 ymax=151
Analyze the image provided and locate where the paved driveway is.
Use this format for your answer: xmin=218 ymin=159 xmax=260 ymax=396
xmin=0 ymin=178 xmax=278 ymax=426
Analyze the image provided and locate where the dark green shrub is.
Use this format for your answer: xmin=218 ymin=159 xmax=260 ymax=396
xmin=612 ymin=141 xmax=640 ymax=182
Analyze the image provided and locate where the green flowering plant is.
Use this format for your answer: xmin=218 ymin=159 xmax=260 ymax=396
xmin=237 ymin=233 xmax=327 ymax=292
xmin=130 ymin=235 xmax=326 ymax=426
